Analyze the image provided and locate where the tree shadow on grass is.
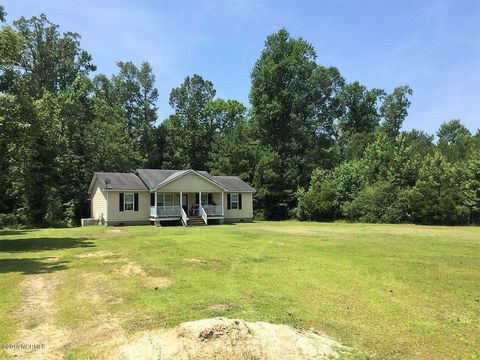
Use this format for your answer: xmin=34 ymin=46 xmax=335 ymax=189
xmin=0 ymin=229 xmax=33 ymax=236
xmin=0 ymin=237 xmax=95 ymax=253
xmin=0 ymin=257 xmax=70 ymax=274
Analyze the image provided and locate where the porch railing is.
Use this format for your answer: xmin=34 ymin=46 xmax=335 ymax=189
xmin=181 ymin=207 xmax=188 ymax=226
xmin=150 ymin=206 xmax=181 ymax=217
xmin=203 ymin=204 xmax=223 ymax=216
xmin=199 ymin=205 xmax=208 ymax=225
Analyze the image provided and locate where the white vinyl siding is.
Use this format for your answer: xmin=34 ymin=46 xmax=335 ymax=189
xmin=91 ymin=183 xmax=107 ymax=221
xmin=224 ymin=192 xmax=253 ymax=219
xmin=107 ymin=191 xmax=150 ymax=223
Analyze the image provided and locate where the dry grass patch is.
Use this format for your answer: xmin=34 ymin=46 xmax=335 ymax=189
xmin=183 ymin=258 xmax=207 ymax=265
xmin=76 ymin=250 xmax=119 ymax=259
xmin=115 ymin=263 xmax=146 ymax=277
xmin=207 ymin=304 xmax=234 ymax=312
xmin=104 ymin=229 xmax=127 ymax=234
xmin=142 ymin=276 xmax=173 ymax=289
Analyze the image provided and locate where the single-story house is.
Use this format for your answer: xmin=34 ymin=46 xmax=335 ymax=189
xmin=87 ymin=169 xmax=255 ymax=226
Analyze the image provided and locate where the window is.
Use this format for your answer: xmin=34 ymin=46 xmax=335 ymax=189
xmin=230 ymin=193 xmax=239 ymax=210
xmin=124 ymin=193 xmax=134 ymax=211
xmin=157 ymin=194 xmax=175 ymax=208
xmin=165 ymin=194 xmax=174 ymax=207
xmin=201 ymin=193 xmax=208 ymax=206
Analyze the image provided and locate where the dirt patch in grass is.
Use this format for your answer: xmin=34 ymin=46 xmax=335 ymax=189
xmin=120 ymin=317 xmax=345 ymax=360
xmin=7 ymin=274 xmax=69 ymax=359
xmin=142 ymin=276 xmax=173 ymax=289
xmin=207 ymin=304 xmax=234 ymax=312
xmin=76 ymin=250 xmax=119 ymax=259
xmin=105 ymin=229 xmax=127 ymax=234
xmin=183 ymin=258 xmax=207 ymax=265
xmin=115 ymin=264 xmax=172 ymax=290
xmin=79 ymin=272 xmax=111 ymax=304
xmin=182 ymin=258 xmax=225 ymax=270
xmin=115 ymin=263 xmax=146 ymax=277
xmin=250 ymin=225 xmax=322 ymax=237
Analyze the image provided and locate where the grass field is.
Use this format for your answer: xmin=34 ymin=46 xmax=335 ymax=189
xmin=0 ymin=221 xmax=479 ymax=359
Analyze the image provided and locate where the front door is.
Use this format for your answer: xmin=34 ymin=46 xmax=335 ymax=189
xmin=182 ymin=194 xmax=188 ymax=213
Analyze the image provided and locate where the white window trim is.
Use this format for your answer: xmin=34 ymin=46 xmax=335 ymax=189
xmin=124 ymin=193 xmax=134 ymax=212
xmin=157 ymin=193 xmax=177 ymax=208
xmin=231 ymin=193 xmax=239 ymax=210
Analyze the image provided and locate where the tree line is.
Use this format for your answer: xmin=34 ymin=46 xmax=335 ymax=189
xmin=0 ymin=8 xmax=478 ymax=227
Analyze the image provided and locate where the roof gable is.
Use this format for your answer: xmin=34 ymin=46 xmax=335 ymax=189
xmin=155 ymin=169 xmax=227 ymax=191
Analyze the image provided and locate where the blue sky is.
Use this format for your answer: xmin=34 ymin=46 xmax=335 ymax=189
xmin=3 ymin=0 xmax=479 ymax=134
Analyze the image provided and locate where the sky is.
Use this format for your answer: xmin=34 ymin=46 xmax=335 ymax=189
xmin=3 ymin=0 xmax=480 ymax=134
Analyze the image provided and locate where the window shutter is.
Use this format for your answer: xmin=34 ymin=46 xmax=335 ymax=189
xmin=134 ymin=193 xmax=139 ymax=211
xmin=119 ymin=193 xmax=124 ymax=212
xmin=238 ymin=194 xmax=242 ymax=210
xmin=196 ymin=193 xmax=199 ymax=204
xmin=208 ymin=193 xmax=213 ymax=204
xmin=227 ymin=194 xmax=231 ymax=210
xmin=150 ymin=193 xmax=154 ymax=206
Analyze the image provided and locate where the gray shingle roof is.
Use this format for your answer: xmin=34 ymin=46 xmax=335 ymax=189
xmin=210 ymin=176 xmax=256 ymax=192
xmin=135 ymin=169 xmax=181 ymax=189
xmin=92 ymin=172 xmax=148 ymax=191
xmin=136 ymin=169 xmax=255 ymax=192
xmin=90 ymin=169 xmax=255 ymax=192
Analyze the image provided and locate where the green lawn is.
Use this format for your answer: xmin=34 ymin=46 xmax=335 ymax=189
xmin=0 ymin=222 xmax=479 ymax=359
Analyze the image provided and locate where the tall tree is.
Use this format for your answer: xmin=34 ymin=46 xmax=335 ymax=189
xmin=380 ymin=85 xmax=413 ymax=138
xmin=8 ymin=91 xmax=61 ymax=225
xmin=13 ymin=14 xmax=95 ymax=96
xmin=56 ymin=75 xmax=95 ymax=221
xmin=205 ymin=98 xmax=246 ymax=133
xmin=409 ymin=152 xmax=469 ymax=225
xmin=1 ymin=13 xmax=95 ymax=225
xmin=164 ymin=74 xmax=216 ymax=169
xmin=112 ymin=61 xmax=159 ymax=164
xmin=336 ymin=82 xmax=384 ymax=161
xmin=0 ymin=5 xmax=6 ymax=23
xmin=208 ymin=120 xmax=259 ymax=184
xmin=437 ymin=119 xmax=472 ymax=162
xmin=338 ymin=82 xmax=384 ymax=136
xmin=250 ymin=29 xmax=344 ymax=217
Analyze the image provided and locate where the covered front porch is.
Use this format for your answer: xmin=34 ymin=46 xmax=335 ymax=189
xmin=149 ymin=191 xmax=224 ymax=225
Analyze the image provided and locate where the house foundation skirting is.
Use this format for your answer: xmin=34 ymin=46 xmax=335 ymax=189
xmin=223 ymin=217 xmax=254 ymax=224
xmin=106 ymin=220 xmax=150 ymax=226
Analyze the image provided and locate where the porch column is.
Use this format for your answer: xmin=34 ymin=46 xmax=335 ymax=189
xmin=199 ymin=192 xmax=202 ymax=206
xmin=154 ymin=191 xmax=158 ymax=217
xmin=221 ymin=191 xmax=224 ymax=216
xmin=180 ymin=191 xmax=183 ymax=214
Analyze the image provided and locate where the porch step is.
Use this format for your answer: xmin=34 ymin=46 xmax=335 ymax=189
xmin=187 ymin=216 xmax=206 ymax=226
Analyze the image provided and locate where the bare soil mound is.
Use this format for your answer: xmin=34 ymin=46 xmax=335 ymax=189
xmin=120 ymin=317 xmax=344 ymax=360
